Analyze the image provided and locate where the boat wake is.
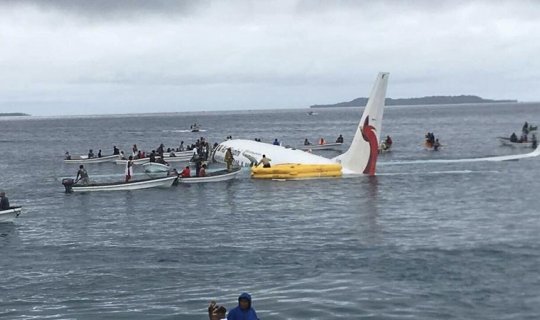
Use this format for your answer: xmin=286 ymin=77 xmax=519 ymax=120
xmin=380 ymin=147 xmax=540 ymax=166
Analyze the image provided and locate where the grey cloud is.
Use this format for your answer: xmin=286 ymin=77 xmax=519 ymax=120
xmin=1 ymin=0 xmax=207 ymax=20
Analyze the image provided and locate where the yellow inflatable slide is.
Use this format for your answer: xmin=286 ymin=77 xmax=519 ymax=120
xmin=251 ymin=163 xmax=342 ymax=179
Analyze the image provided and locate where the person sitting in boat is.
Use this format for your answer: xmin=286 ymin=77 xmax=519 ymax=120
xmin=510 ymin=132 xmax=518 ymax=142
xmin=179 ymin=141 xmax=185 ymax=151
xmin=75 ymin=165 xmax=90 ymax=185
xmin=257 ymin=154 xmax=271 ymax=168
xmin=180 ymin=166 xmax=191 ymax=178
xmin=98 ymin=149 xmax=102 ymax=158
xmin=433 ymin=139 xmax=441 ymax=151
xmin=88 ymin=149 xmax=95 ymax=158
xmin=225 ymin=148 xmax=234 ymax=172
xmin=113 ymin=146 xmax=120 ymax=155
xmin=64 ymin=151 xmax=71 ymax=160
xmin=385 ymin=135 xmax=393 ymax=147
xmin=198 ymin=164 xmax=207 ymax=177
xmin=0 ymin=191 xmax=10 ymax=211
xmin=336 ymin=134 xmax=344 ymax=143
xmin=208 ymin=301 xmax=227 ymax=320
xmin=273 ymin=138 xmax=280 ymax=146
xmin=304 ymin=138 xmax=311 ymax=145
xmin=319 ymin=137 xmax=326 ymax=145
xmin=132 ymin=144 xmax=138 ymax=157
xmin=120 ymin=150 xmax=127 ymax=160
xmin=149 ymin=150 xmax=156 ymax=163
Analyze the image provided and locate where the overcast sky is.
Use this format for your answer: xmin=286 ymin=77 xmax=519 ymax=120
xmin=1 ymin=0 xmax=539 ymax=116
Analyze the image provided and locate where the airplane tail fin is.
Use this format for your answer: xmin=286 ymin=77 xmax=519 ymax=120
xmin=334 ymin=72 xmax=389 ymax=175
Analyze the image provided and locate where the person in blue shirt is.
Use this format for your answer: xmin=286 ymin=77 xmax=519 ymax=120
xmin=227 ymin=292 xmax=259 ymax=320
xmin=273 ymin=138 xmax=280 ymax=146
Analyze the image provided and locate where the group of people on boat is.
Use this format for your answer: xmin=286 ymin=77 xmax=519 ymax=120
xmin=379 ymin=135 xmax=393 ymax=152
xmin=425 ymin=132 xmax=441 ymax=151
xmin=509 ymin=122 xmax=537 ymax=147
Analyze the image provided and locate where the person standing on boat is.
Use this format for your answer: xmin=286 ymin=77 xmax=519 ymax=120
xmin=319 ymin=137 xmax=326 ymax=145
xmin=510 ymin=132 xmax=518 ymax=142
xmin=0 ymin=192 xmax=10 ymax=211
xmin=532 ymin=134 xmax=537 ymax=149
xmin=98 ymin=149 xmax=102 ymax=158
xmin=304 ymin=138 xmax=311 ymax=145
xmin=224 ymin=147 xmax=234 ymax=172
xmin=125 ymin=156 xmax=134 ymax=183
xmin=75 ymin=165 xmax=89 ymax=185
xmin=227 ymin=292 xmax=259 ymax=320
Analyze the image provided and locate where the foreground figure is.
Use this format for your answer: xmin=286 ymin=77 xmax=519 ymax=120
xmin=227 ymin=293 xmax=259 ymax=320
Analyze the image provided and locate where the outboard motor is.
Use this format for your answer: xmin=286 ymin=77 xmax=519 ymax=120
xmin=62 ymin=178 xmax=74 ymax=193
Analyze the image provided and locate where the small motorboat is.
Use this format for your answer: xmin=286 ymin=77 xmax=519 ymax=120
xmin=190 ymin=123 xmax=201 ymax=132
xmin=307 ymin=111 xmax=319 ymax=116
xmin=0 ymin=207 xmax=22 ymax=223
xmin=498 ymin=137 xmax=536 ymax=148
xmin=62 ymin=176 xmax=177 ymax=193
xmin=378 ymin=142 xmax=392 ymax=153
xmin=64 ymin=154 xmax=119 ymax=164
xmin=177 ymin=167 xmax=241 ymax=184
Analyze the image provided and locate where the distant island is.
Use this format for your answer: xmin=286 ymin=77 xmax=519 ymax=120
xmin=310 ymin=95 xmax=517 ymax=108
xmin=0 ymin=113 xmax=30 ymax=117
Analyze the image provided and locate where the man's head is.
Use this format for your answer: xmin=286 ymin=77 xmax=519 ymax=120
xmin=238 ymin=292 xmax=252 ymax=310
xmin=79 ymin=165 xmax=84 ymax=169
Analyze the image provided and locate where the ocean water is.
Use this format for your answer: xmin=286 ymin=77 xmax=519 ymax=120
xmin=1 ymin=103 xmax=539 ymax=319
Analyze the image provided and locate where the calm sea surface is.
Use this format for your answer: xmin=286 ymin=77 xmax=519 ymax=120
xmin=1 ymin=103 xmax=539 ymax=319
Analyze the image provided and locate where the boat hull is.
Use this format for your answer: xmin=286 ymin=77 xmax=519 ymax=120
xmin=178 ymin=168 xmax=241 ymax=184
xmin=70 ymin=176 xmax=177 ymax=192
xmin=64 ymin=154 xmax=120 ymax=164
xmin=0 ymin=207 xmax=22 ymax=223
xmin=498 ymin=137 xmax=535 ymax=148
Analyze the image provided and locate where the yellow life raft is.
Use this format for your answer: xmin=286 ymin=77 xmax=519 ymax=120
xmin=251 ymin=163 xmax=343 ymax=179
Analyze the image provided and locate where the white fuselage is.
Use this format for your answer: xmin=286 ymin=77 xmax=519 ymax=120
xmin=212 ymin=139 xmax=348 ymax=169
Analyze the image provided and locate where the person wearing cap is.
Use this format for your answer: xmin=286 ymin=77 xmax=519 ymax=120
xmin=227 ymin=292 xmax=259 ymax=320
xmin=0 ymin=192 xmax=10 ymax=211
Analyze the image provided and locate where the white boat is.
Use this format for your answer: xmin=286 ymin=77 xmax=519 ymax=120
xmin=0 ymin=207 xmax=22 ymax=223
xmin=142 ymin=162 xmax=170 ymax=173
xmin=64 ymin=154 xmax=120 ymax=164
xmin=178 ymin=168 xmax=241 ymax=184
xmin=115 ymin=155 xmax=192 ymax=165
xmin=498 ymin=137 xmax=535 ymax=148
xmin=163 ymin=150 xmax=194 ymax=157
xmin=62 ymin=176 xmax=177 ymax=192
xmin=297 ymin=142 xmax=343 ymax=151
